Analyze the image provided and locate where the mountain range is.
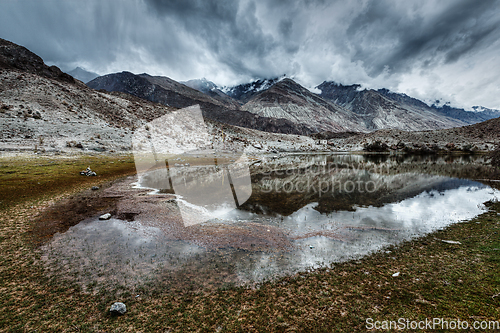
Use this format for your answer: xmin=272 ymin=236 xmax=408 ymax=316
xmin=87 ymin=72 xmax=310 ymax=134
xmin=0 ymin=37 xmax=306 ymax=153
xmin=316 ymin=82 xmax=466 ymax=131
xmin=88 ymin=73 xmax=500 ymax=135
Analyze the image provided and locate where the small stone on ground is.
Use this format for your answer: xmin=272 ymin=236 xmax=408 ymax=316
xmin=110 ymin=302 xmax=126 ymax=315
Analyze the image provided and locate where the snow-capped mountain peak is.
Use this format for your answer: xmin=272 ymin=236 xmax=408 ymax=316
xmin=220 ymin=75 xmax=287 ymax=102
xmin=180 ymin=78 xmax=218 ymax=94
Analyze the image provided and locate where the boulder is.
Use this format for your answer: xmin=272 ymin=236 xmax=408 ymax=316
xmin=109 ymin=302 xmax=126 ymax=315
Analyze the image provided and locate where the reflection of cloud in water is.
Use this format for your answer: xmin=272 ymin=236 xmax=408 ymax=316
xmin=234 ymin=185 xmax=498 ymax=283
xmin=288 ymin=185 xmax=495 ymax=234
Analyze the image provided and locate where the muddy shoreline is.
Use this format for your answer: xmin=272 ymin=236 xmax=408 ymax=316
xmin=32 ymin=175 xmax=296 ymax=252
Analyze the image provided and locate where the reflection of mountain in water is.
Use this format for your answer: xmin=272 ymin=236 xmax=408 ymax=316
xmin=240 ymin=154 xmax=496 ymax=215
xmin=137 ymin=153 xmax=497 ymax=216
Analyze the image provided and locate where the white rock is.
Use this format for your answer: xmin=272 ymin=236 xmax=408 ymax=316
xmin=110 ymin=302 xmax=126 ymax=315
xmin=392 ymin=272 xmax=400 ymax=277
xmin=99 ymin=213 xmax=111 ymax=220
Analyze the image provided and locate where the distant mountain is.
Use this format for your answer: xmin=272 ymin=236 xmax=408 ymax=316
xmin=375 ymin=88 xmax=500 ymax=124
xmin=87 ymin=72 xmax=311 ymax=134
xmin=316 ymin=81 xmax=468 ymax=131
xmin=242 ymin=78 xmax=366 ymax=133
xmin=0 ymin=38 xmax=74 ymax=84
xmin=181 ymin=78 xmax=240 ymax=107
xmin=431 ymin=104 xmax=500 ymax=124
xmin=66 ymin=67 xmax=99 ymax=83
xmin=221 ymin=76 xmax=286 ymax=103
xmin=181 ymin=77 xmax=218 ymax=93
xmin=88 ymin=72 xmax=233 ymax=109
xmin=471 ymin=105 xmax=500 ymax=113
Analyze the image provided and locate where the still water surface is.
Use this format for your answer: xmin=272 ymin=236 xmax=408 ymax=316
xmin=42 ymin=154 xmax=499 ymax=291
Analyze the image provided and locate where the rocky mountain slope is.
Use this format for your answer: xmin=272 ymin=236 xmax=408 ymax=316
xmin=0 ymin=67 xmax=322 ymax=154
xmin=0 ymin=38 xmax=74 ymax=84
xmin=242 ymin=79 xmax=367 ymax=133
xmin=317 ymin=81 xmax=500 ymax=129
xmin=334 ymin=116 xmax=500 ymax=152
xmin=87 ymin=72 xmax=313 ymax=135
xmin=0 ymin=69 xmax=171 ymax=152
xmin=316 ymin=81 xmax=468 ymax=131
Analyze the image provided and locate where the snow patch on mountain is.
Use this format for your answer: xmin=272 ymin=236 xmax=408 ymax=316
xmin=181 ymin=78 xmax=218 ymax=94
xmin=220 ymin=75 xmax=287 ymax=99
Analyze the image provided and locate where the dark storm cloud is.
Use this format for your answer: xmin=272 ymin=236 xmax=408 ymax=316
xmin=0 ymin=0 xmax=499 ymax=108
xmin=279 ymin=18 xmax=293 ymax=38
xmin=0 ymin=0 xmax=204 ymax=77
xmin=144 ymin=0 xmax=285 ymax=77
xmin=346 ymin=0 xmax=500 ymax=75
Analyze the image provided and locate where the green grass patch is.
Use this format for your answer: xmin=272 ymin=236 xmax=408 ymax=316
xmin=0 ymin=153 xmax=136 ymax=210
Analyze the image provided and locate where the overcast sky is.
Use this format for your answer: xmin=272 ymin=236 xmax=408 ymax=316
xmin=1 ymin=0 xmax=499 ymax=110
